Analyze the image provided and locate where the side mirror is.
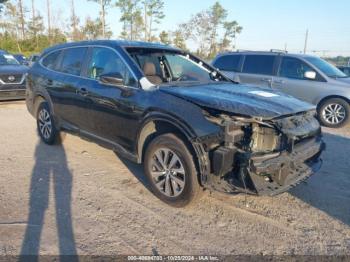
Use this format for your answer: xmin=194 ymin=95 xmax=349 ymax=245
xmin=304 ymin=71 xmax=317 ymax=80
xmin=233 ymin=75 xmax=240 ymax=83
xmin=99 ymin=73 xmax=124 ymax=87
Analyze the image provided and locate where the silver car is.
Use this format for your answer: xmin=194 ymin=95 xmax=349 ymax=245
xmin=212 ymin=51 xmax=350 ymax=128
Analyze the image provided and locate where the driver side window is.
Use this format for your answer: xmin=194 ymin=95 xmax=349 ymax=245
xmin=87 ymin=47 xmax=137 ymax=87
xmin=279 ymin=57 xmax=320 ymax=81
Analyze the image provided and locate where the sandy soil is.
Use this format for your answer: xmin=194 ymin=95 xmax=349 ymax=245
xmin=0 ymin=101 xmax=349 ymax=256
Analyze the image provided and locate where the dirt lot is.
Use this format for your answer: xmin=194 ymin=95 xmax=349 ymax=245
xmin=0 ymin=101 xmax=349 ymax=256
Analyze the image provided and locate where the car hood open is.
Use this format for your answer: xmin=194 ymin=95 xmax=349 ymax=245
xmin=159 ymin=82 xmax=315 ymax=119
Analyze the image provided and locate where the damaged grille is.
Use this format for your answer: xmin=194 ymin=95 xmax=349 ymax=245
xmin=250 ymin=124 xmax=284 ymax=153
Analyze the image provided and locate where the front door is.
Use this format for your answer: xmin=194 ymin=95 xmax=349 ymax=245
xmin=81 ymin=47 xmax=141 ymax=151
xmin=272 ymin=56 xmax=326 ymax=104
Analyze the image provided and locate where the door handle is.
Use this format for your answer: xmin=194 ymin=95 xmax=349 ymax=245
xmin=77 ymin=87 xmax=89 ymax=96
xmin=47 ymin=79 xmax=53 ymax=86
xmin=261 ymin=78 xmax=272 ymax=83
xmin=274 ymin=79 xmax=285 ymax=84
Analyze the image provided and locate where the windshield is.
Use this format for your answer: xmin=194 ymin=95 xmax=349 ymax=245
xmin=304 ymin=56 xmax=347 ymax=78
xmin=128 ymin=49 xmax=228 ymax=85
xmin=0 ymin=54 xmax=20 ymax=65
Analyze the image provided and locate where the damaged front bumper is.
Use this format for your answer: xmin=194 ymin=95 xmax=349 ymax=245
xmin=207 ymin=135 xmax=325 ymax=196
xmin=207 ymin=136 xmax=325 ymax=196
xmin=244 ymin=136 xmax=325 ymax=195
xmin=201 ymin=110 xmax=326 ymax=196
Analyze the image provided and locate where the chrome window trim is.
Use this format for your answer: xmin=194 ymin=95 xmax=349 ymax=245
xmin=39 ymin=45 xmax=141 ymax=90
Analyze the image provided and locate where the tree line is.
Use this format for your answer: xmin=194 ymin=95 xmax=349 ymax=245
xmin=0 ymin=0 xmax=242 ymax=59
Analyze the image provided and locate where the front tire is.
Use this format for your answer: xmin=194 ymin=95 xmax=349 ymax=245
xmin=144 ymin=133 xmax=202 ymax=207
xmin=318 ymin=98 xmax=350 ymax=128
xmin=36 ymin=102 xmax=64 ymax=145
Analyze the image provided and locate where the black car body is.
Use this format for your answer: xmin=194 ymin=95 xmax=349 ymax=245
xmin=0 ymin=53 xmax=28 ymax=101
xmin=26 ymin=41 xmax=325 ymax=206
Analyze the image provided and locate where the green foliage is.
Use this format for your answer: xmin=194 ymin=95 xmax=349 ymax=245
xmin=181 ymin=1 xmax=242 ymax=59
xmin=159 ymin=30 xmax=171 ymax=45
xmin=143 ymin=0 xmax=165 ymax=41
xmin=325 ymin=56 xmax=350 ymax=66
xmin=116 ymin=0 xmax=143 ymax=40
xmin=0 ymin=0 xmax=243 ymax=60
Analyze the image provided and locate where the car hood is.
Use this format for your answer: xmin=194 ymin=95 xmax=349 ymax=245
xmin=159 ymin=82 xmax=315 ymax=119
xmin=0 ymin=64 xmax=28 ymax=74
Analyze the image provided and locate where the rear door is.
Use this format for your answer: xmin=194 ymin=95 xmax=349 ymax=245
xmin=47 ymin=47 xmax=90 ymax=130
xmin=239 ymin=54 xmax=278 ymax=88
xmin=212 ymin=54 xmax=242 ymax=80
xmin=272 ymin=56 xmax=326 ymax=103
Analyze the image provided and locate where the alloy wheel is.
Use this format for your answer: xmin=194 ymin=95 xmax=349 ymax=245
xmin=150 ymin=148 xmax=186 ymax=197
xmin=322 ymin=103 xmax=346 ymax=125
xmin=38 ymin=108 xmax=52 ymax=140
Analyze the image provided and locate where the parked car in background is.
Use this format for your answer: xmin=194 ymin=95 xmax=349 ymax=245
xmin=212 ymin=51 xmax=350 ymax=128
xmin=13 ymin=54 xmax=28 ymax=65
xmin=28 ymin=54 xmax=39 ymax=67
xmin=0 ymin=53 xmax=28 ymax=101
xmin=26 ymin=41 xmax=324 ymax=207
xmin=338 ymin=66 xmax=350 ymax=76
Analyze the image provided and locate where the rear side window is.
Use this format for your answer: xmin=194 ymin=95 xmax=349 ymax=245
xmin=42 ymin=51 xmax=61 ymax=70
xmin=242 ymin=55 xmax=276 ymax=75
xmin=213 ymin=55 xmax=242 ymax=72
xmin=58 ymin=48 xmax=88 ymax=76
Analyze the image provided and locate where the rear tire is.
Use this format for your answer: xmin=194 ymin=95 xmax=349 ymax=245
xmin=318 ymin=98 xmax=350 ymax=128
xmin=36 ymin=102 xmax=65 ymax=145
xmin=143 ymin=133 xmax=202 ymax=207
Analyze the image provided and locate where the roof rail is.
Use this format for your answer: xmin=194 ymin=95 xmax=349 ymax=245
xmin=270 ymin=49 xmax=288 ymax=53
xmin=236 ymin=49 xmax=251 ymax=52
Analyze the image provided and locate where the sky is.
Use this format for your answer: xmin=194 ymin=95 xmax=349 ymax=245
xmin=23 ymin=0 xmax=350 ymax=56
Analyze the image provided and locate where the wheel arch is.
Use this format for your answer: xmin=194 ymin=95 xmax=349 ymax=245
xmin=136 ymin=114 xmax=210 ymax=186
xmin=316 ymin=95 xmax=350 ymax=110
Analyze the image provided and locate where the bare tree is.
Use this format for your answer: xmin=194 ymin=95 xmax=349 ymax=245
xmin=143 ymin=0 xmax=164 ymax=41
xmin=89 ymin=0 xmax=111 ymax=38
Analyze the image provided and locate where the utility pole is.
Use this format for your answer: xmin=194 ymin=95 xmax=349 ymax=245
xmin=284 ymin=43 xmax=287 ymax=52
xmin=71 ymin=0 xmax=78 ymax=40
xmin=47 ymin=0 xmax=51 ymax=44
xmin=303 ymin=29 xmax=309 ymax=54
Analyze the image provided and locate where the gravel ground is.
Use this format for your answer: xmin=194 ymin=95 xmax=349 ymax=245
xmin=0 ymin=101 xmax=349 ymax=256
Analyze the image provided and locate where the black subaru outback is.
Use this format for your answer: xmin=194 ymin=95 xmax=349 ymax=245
xmin=26 ymin=41 xmax=325 ymax=207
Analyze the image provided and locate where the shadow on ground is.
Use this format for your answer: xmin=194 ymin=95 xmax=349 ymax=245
xmin=20 ymin=141 xmax=77 ymax=261
xmin=290 ymin=133 xmax=350 ymax=226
